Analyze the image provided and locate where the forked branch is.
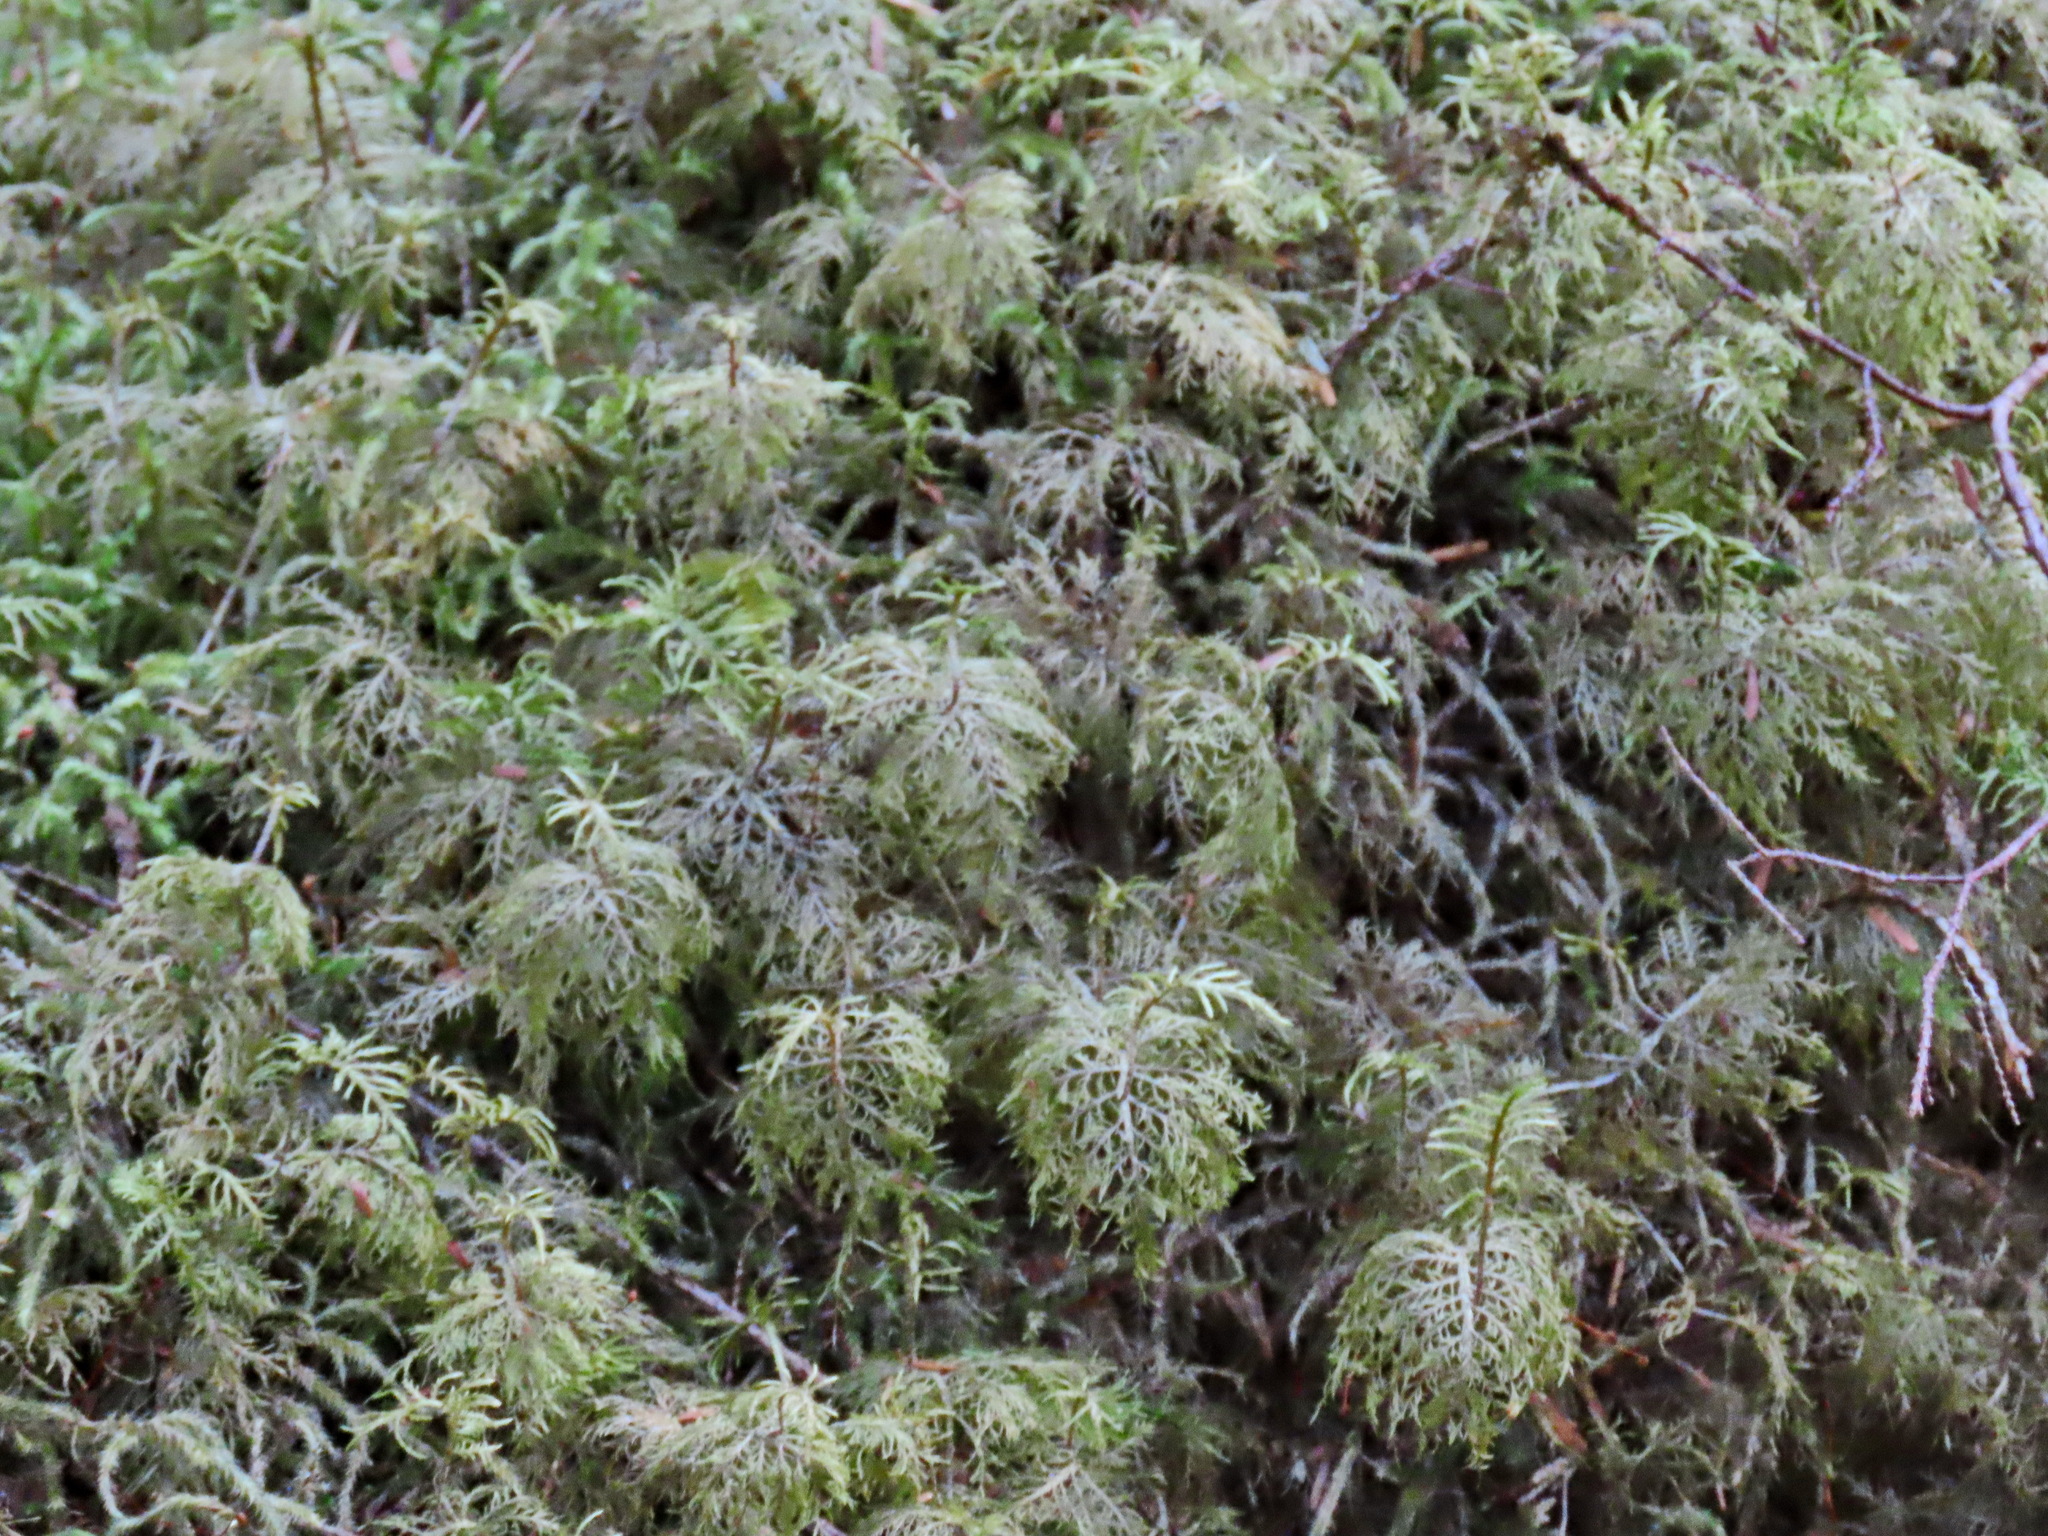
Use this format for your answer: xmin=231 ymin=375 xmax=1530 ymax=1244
xmin=1543 ymin=135 xmax=2048 ymax=577
xmin=1330 ymin=237 xmax=1485 ymax=367
xmin=1658 ymin=727 xmax=2045 ymax=1116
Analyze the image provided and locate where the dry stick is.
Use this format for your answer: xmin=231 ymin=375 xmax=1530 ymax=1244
xmin=1540 ymin=136 xmax=1978 ymax=418
xmin=451 ymin=6 xmax=564 ymax=150
xmin=296 ymin=36 xmax=334 ymax=184
xmin=1680 ymin=157 xmax=1821 ymax=316
xmin=1865 ymin=889 xmax=2022 ymax=1071
xmin=2 ymin=880 xmax=92 ymax=935
xmin=1984 ymin=348 xmax=2048 ymax=572
xmin=330 ymin=308 xmax=364 ymax=360
xmin=135 ymin=462 xmax=288 ymax=798
xmin=884 ymin=139 xmax=964 ymax=209
xmin=1823 ymin=364 xmax=1885 ymax=524
xmin=1542 ymin=136 xmax=2048 ymax=581
xmin=0 ymin=863 xmax=119 ymax=911
xmin=327 ymin=55 xmax=367 ymax=170
xmin=1659 ymin=726 xmax=2048 ymax=1116
xmin=1329 ymin=236 xmax=1483 ymax=367
xmin=1306 ymin=1439 xmax=1361 ymax=1536
xmin=1908 ymin=805 xmax=2048 ymax=1115
xmin=432 ymin=306 xmax=514 ymax=452
xmin=1447 ymin=395 xmax=1599 ymax=469
xmin=1727 ymin=855 xmax=1806 ymax=946
xmin=1658 ymin=729 xmax=1968 ymax=887
xmin=647 ymin=1262 xmax=822 ymax=1383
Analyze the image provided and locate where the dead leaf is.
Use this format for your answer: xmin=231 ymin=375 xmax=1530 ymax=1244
xmin=1530 ymin=1392 xmax=1589 ymax=1456
xmin=1427 ymin=539 xmax=1490 ymax=565
xmin=385 ymin=34 xmax=420 ymax=82
xmin=1866 ymin=904 xmax=1920 ymax=954
xmin=1953 ymin=455 xmax=1984 ymax=516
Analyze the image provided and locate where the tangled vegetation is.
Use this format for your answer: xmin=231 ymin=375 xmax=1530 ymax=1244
xmin=12 ymin=0 xmax=2048 ymax=1530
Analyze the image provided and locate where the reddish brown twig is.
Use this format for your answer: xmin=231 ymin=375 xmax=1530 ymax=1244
xmin=294 ymin=35 xmax=334 ymax=184
xmin=1658 ymin=729 xmax=1970 ymax=889
xmin=5 ymin=882 xmax=93 ymax=934
xmin=1330 ymin=237 xmax=1484 ymax=366
xmin=1541 ymin=135 xmax=1975 ymax=416
xmin=452 ymin=6 xmax=563 ymax=149
xmin=0 ymin=862 xmax=118 ymax=911
xmin=1542 ymin=135 xmax=2048 ymax=578
xmin=1570 ymin=1315 xmax=1650 ymax=1365
xmin=1448 ymin=395 xmax=1600 ymax=468
xmin=322 ymin=46 xmax=366 ymax=169
xmin=1681 ymin=157 xmax=1821 ymax=317
xmin=884 ymin=139 xmax=964 ymax=210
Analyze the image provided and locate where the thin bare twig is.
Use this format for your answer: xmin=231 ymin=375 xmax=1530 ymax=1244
xmin=433 ymin=307 xmax=514 ymax=452
xmin=295 ymin=35 xmax=333 ymax=184
xmin=452 ymin=6 xmax=563 ymax=149
xmin=1984 ymin=349 xmax=2048 ymax=573
xmin=1542 ymin=136 xmax=2048 ymax=580
xmin=0 ymin=863 xmax=118 ymax=911
xmin=1448 ymin=395 xmax=1599 ymax=468
xmin=1823 ymin=364 xmax=1885 ymax=523
xmin=1306 ymin=1439 xmax=1361 ymax=1536
xmin=1909 ymin=806 xmax=2048 ymax=1114
xmin=1330 ymin=237 xmax=1484 ymax=367
xmin=1540 ymin=136 xmax=1977 ymax=417
xmin=328 ymin=61 xmax=366 ymax=169
xmin=137 ymin=449 xmax=290 ymax=797
xmin=1 ymin=880 xmax=93 ymax=935
xmin=1726 ymin=857 xmax=1805 ymax=944
xmin=647 ymin=1262 xmax=822 ymax=1383
xmin=884 ymin=139 xmax=964 ymax=209
xmin=1680 ymin=157 xmax=1821 ymax=317
xmin=1862 ymin=890 xmax=2016 ymax=1070
xmin=1659 ymin=727 xmax=2047 ymax=1116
